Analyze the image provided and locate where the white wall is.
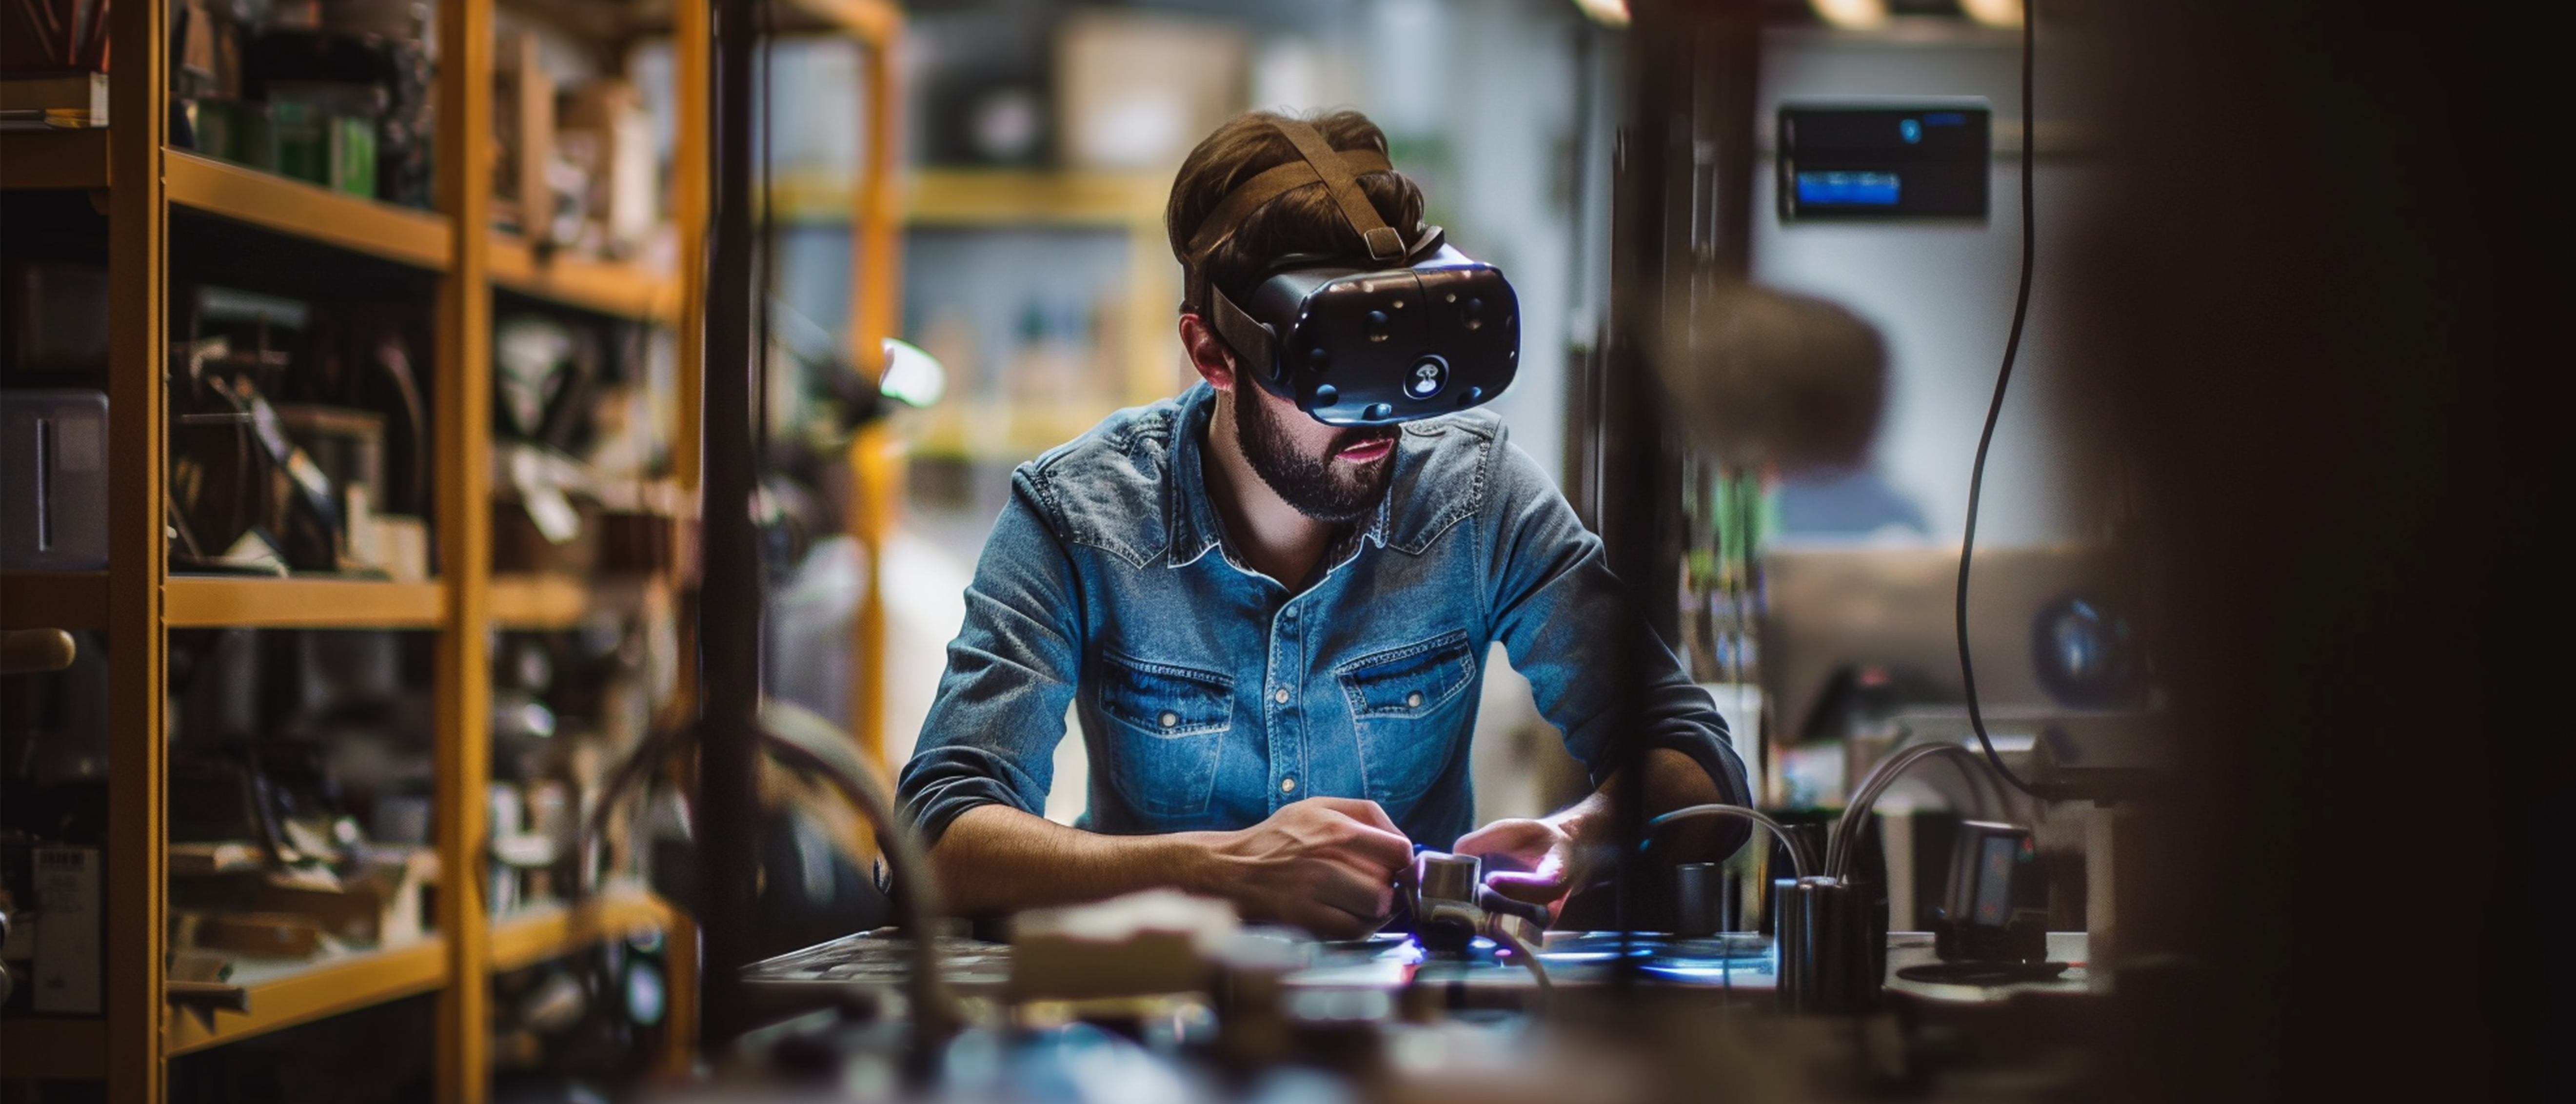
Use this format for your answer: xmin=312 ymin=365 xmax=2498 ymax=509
xmin=1754 ymin=24 xmax=2110 ymax=547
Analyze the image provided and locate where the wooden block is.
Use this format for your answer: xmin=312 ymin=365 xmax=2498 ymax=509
xmin=193 ymin=912 xmax=327 ymax=959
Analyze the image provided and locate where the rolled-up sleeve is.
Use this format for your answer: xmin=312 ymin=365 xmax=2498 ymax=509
xmin=895 ymin=471 xmax=1084 ymax=848
xmin=1478 ymin=435 xmax=1754 ymax=819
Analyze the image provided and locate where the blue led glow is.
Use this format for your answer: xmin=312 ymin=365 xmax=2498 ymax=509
xmin=1796 ymin=171 xmax=1902 ymax=207
xmin=1900 ymin=118 xmax=1923 ymax=143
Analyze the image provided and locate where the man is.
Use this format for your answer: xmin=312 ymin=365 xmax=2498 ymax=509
xmin=897 ymin=110 xmax=1749 ymax=938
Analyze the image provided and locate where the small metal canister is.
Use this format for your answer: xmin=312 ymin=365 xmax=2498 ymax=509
xmin=1773 ymin=876 xmax=1883 ymax=1014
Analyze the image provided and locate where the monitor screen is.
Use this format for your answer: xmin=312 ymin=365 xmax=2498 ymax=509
xmin=1795 ymin=170 xmax=1902 ymax=208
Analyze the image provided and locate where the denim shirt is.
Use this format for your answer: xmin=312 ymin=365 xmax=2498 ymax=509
xmin=896 ymin=383 xmax=1751 ymax=851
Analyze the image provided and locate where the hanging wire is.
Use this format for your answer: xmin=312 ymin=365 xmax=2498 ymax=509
xmin=1955 ymin=0 xmax=2045 ymax=798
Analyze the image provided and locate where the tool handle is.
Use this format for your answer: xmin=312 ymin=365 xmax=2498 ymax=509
xmin=0 ymin=628 xmax=76 ymax=675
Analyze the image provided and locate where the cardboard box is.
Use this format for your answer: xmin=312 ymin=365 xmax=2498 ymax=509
xmin=1055 ymin=11 xmax=1248 ymax=171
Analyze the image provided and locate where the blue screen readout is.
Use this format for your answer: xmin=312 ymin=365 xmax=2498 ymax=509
xmin=1796 ymin=171 xmax=1902 ymax=207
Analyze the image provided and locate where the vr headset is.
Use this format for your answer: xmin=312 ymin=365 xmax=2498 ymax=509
xmin=1185 ymin=119 xmax=1520 ymax=427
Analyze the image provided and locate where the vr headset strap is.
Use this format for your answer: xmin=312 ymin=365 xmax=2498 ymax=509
xmin=1183 ymin=148 xmax=1396 ymax=307
xmin=1209 ymin=284 xmax=1279 ymax=382
xmin=1267 ymin=118 xmax=1409 ymax=263
xmin=1184 ymin=119 xmax=1431 ymax=375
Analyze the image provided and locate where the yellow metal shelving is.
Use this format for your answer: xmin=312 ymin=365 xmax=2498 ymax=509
xmin=163 ymin=576 xmax=450 ymax=628
xmin=0 ymin=0 xmax=903 ymax=1095
xmin=488 ymin=234 xmax=682 ymax=321
xmin=489 ymin=572 xmax=673 ymax=630
xmin=165 ymin=149 xmax=454 ymax=270
xmin=489 ymin=886 xmax=682 ymax=972
xmin=164 ymin=937 xmax=452 ymax=1056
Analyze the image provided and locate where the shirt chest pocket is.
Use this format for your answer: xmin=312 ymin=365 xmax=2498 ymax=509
xmin=1095 ymin=650 xmax=1233 ymax=818
xmin=1338 ymin=629 xmax=1480 ymax=805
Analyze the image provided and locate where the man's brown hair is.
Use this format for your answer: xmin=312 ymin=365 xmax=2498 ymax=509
xmin=1165 ymin=109 xmax=1427 ymax=318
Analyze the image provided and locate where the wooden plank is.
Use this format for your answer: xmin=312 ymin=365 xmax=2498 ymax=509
xmin=486 ymin=573 xmax=590 ymax=628
xmin=901 ymin=169 xmax=1167 ymax=227
xmin=848 ymin=26 xmax=902 ymax=772
xmin=777 ymin=0 xmax=898 ymax=39
xmin=432 ymin=0 xmax=498 ymax=1096
xmin=163 ymin=940 xmax=450 ymax=1055
xmin=164 ymin=151 xmax=452 ymax=271
xmin=0 ymin=128 xmax=111 ymax=190
xmin=488 ymin=573 xmax=667 ymax=630
xmin=487 ymin=888 xmax=680 ymax=973
xmin=0 ymin=1017 xmax=108 ymax=1079
xmin=162 ymin=577 xmax=445 ymax=628
xmin=104 ymin=0 xmax=170 ymax=1094
xmin=0 ymin=572 xmax=109 ymax=629
xmin=487 ymin=233 xmax=680 ymax=321
xmin=672 ymin=0 xmax=710 ymax=495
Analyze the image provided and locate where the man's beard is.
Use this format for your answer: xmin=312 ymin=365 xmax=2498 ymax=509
xmin=1234 ymin=386 xmax=1398 ymax=523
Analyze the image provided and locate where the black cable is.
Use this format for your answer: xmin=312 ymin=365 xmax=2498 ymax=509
xmin=1957 ymin=2 xmax=2044 ymax=799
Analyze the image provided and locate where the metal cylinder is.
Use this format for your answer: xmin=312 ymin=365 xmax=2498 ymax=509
xmin=1673 ymin=862 xmax=1733 ymax=937
xmin=1773 ymin=875 xmax=1881 ymax=1014
xmin=1416 ymin=852 xmax=1481 ymax=906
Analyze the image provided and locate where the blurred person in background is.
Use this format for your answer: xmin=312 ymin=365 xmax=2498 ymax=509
xmin=895 ymin=110 xmax=1748 ymax=936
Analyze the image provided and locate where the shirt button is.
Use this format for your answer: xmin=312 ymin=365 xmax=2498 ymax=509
xmin=1284 ymin=607 xmax=1299 ymax=620
xmin=1273 ymin=688 xmax=1291 ymax=705
xmin=1406 ymin=691 xmax=1424 ymax=708
xmin=1158 ymin=710 xmax=1178 ymax=729
xmin=1280 ymin=776 xmax=1298 ymax=793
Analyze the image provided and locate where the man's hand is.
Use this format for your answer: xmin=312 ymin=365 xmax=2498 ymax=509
xmin=1197 ymin=797 xmax=1413 ymax=939
xmin=1454 ymin=815 xmax=1593 ymax=922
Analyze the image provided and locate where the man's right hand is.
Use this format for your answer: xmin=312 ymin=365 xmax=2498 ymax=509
xmin=1195 ymin=797 xmax=1413 ymax=939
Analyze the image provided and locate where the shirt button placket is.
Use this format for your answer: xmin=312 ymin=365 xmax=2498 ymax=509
xmin=1268 ymin=600 xmax=1302 ymax=809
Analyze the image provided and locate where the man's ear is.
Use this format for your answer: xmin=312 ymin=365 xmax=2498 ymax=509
xmin=1178 ymin=313 xmax=1238 ymax=390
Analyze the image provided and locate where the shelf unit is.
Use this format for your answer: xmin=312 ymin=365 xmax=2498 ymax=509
xmin=164 ymin=938 xmax=453 ymax=1057
xmin=0 ymin=2 xmax=901 ymax=1100
xmin=879 ymin=168 xmax=1182 ymax=465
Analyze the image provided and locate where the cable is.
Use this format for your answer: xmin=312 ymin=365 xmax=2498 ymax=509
xmin=574 ymin=710 xmax=959 ymax=1060
xmin=1488 ymin=923 xmax=1553 ymax=1009
xmin=1957 ymin=0 xmax=2044 ymax=799
xmin=1827 ymin=742 xmax=2002 ymax=881
xmin=1642 ymin=804 xmax=1814 ymax=879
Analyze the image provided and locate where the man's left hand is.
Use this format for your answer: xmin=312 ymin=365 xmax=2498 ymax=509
xmin=1453 ymin=816 xmax=1590 ymax=922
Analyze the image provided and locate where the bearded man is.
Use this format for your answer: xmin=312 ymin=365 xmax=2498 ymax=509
xmin=895 ymin=110 xmax=1750 ymax=937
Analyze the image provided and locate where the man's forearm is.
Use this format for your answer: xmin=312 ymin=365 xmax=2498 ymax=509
xmin=1554 ymin=748 xmax=1742 ymax=867
xmin=926 ymin=803 xmax=1223 ymax=916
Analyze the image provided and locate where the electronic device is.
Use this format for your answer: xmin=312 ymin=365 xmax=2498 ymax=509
xmin=1777 ymin=102 xmax=1991 ymax=221
xmin=1186 ymin=118 xmax=1520 ymax=427
xmin=0 ymin=390 xmax=110 ymax=571
xmin=1405 ymin=850 xmax=1547 ymax=958
xmin=1910 ymin=820 xmax=2063 ymax=985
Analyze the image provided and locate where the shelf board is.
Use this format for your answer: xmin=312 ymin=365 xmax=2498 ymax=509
xmin=489 ymin=234 xmax=680 ymax=321
xmin=771 ymin=167 xmax=1166 ymax=227
xmin=489 ymin=887 xmax=680 ymax=973
xmin=0 ymin=1015 xmax=108 ymax=1079
xmin=165 ymin=151 xmax=452 ymax=271
xmin=911 ymin=397 xmax=1124 ymax=463
xmin=165 ymin=576 xmax=446 ymax=628
xmin=0 ymin=128 xmax=111 ymax=190
xmin=1 ymin=571 xmax=109 ymax=630
xmin=164 ymin=936 xmax=449 ymax=1055
xmin=777 ymin=0 xmax=899 ymax=37
xmin=488 ymin=572 xmax=670 ymax=629
xmin=901 ymin=169 xmax=1167 ymax=228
